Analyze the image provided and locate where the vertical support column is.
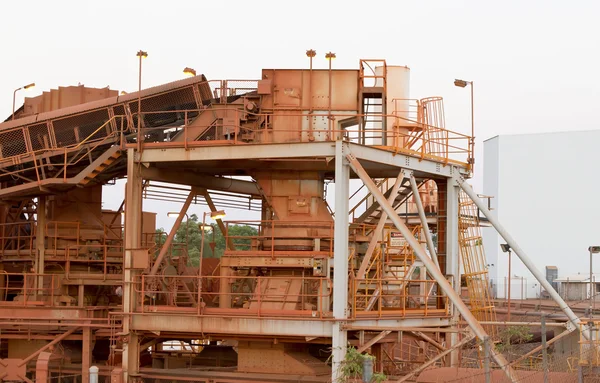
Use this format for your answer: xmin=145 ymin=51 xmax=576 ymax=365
xmin=219 ymin=265 xmax=232 ymax=309
xmin=35 ymin=196 xmax=46 ymax=298
xmin=122 ymin=148 xmax=142 ymax=382
xmin=82 ymin=326 xmax=92 ymax=383
xmin=332 ymin=141 xmax=349 ymax=383
xmin=445 ymin=178 xmax=461 ymax=366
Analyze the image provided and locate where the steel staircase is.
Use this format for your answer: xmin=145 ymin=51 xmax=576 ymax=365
xmin=79 ymin=149 xmax=122 ymax=186
xmin=350 ymin=177 xmax=426 ymax=226
xmin=354 ymin=226 xmax=427 ymax=312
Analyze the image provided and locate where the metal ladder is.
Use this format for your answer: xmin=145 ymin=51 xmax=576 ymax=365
xmin=458 ymin=190 xmax=497 ymax=336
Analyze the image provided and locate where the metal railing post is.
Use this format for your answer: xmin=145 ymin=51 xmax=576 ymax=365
xmin=257 ymin=277 xmax=261 ymax=317
xmin=541 ymin=314 xmax=548 ymax=383
xmin=484 ymin=337 xmax=491 ymax=383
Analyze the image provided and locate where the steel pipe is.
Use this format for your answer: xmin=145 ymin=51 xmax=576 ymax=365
xmin=454 ymin=176 xmax=588 ymax=339
xmin=346 ymin=153 xmax=516 ymax=381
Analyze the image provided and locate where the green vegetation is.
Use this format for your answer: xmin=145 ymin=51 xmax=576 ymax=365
xmin=337 ymin=346 xmax=387 ymax=383
xmin=495 ymin=325 xmax=533 ymax=354
xmin=155 ymin=214 xmax=258 ymax=266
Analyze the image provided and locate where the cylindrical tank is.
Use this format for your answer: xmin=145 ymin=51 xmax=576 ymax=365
xmin=375 ymin=66 xmax=412 ymax=146
xmin=375 ymin=65 xmax=410 ymax=126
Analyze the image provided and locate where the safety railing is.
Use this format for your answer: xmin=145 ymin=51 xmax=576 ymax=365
xmin=136 ymin=107 xmax=471 ymax=167
xmin=0 ymin=89 xmax=471 ymax=194
xmin=207 ymin=79 xmax=259 ymax=101
xmin=351 ymin=277 xmax=448 ymax=319
xmin=0 ymin=115 xmax=126 ymax=190
xmin=0 ymin=221 xmax=35 ymax=258
xmin=46 ymin=220 xmax=80 ymax=256
xmin=0 ymin=272 xmax=60 ymax=306
xmin=348 ymin=178 xmax=390 ymax=222
xmin=135 ymin=274 xmax=332 ymax=319
xmin=579 ymin=321 xmax=600 ymax=366
xmin=223 ymin=220 xmax=334 ymax=258
xmin=64 ymin=243 xmax=124 ymax=279
xmin=0 ymin=106 xmax=469 ymax=190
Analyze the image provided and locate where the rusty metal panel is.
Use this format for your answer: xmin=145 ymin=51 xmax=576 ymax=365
xmin=249 ymin=278 xmax=302 ymax=311
xmin=130 ymin=249 xmax=150 ymax=269
xmin=271 ymin=112 xmax=302 ymax=143
xmin=22 ymin=86 xmax=118 ymax=117
xmin=8 ymin=339 xmax=49 ymax=358
xmin=237 ymin=342 xmax=329 ymax=375
xmin=257 ymin=79 xmax=272 ymax=95
xmin=304 ymin=70 xmax=359 ymax=111
xmin=0 ymin=359 xmax=27 ymax=381
xmin=262 ymin=69 xmax=359 ymax=111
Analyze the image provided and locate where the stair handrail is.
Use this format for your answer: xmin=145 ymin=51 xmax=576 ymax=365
xmin=348 ymin=178 xmax=388 ymax=221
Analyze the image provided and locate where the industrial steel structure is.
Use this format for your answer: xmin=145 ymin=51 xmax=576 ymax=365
xmin=0 ymin=57 xmax=593 ymax=382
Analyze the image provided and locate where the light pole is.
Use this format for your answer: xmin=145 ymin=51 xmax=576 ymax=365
xmin=588 ymin=246 xmax=600 ymax=318
xmin=325 ymin=52 xmax=336 ymax=118
xmin=199 ymin=210 xmax=226 ymax=301
xmin=136 ymin=50 xmax=148 ymax=146
xmin=306 ymin=49 xmax=316 ymax=109
xmin=306 ymin=49 xmax=316 ymax=140
xmin=454 ymin=79 xmax=474 ymax=166
xmin=12 ymin=83 xmax=35 ymax=120
xmin=501 ymin=243 xmax=512 ymax=321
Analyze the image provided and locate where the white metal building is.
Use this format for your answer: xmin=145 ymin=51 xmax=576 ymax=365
xmin=482 ymin=130 xmax=600 ymax=299
xmin=555 ymin=273 xmax=600 ymax=301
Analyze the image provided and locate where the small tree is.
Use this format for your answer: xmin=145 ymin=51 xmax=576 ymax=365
xmin=495 ymin=325 xmax=533 ymax=357
xmin=337 ymin=347 xmax=387 ymax=383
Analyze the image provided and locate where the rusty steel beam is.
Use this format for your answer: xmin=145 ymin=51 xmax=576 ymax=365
xmin=18 ymin=327 xmax=79 ymax=367
xmin=82 ymin=326 xmax=92 ymax=383
xmin=123 ymin=147 xmax=143 ymax=382
xmin=346 ymin=153 xmax=517 ymax=382
xmin=35 ymin=352 xmax=52 ymax=383
xmin=203 ymin=190 xmax=235 ymax=251
xmin=0 ymin=333 xmax=83 ymax=340
xmin=142 ymin=167 xmax=261 ymax=197
xmin=343 ymin=325 xmax=466 ymax=333
xmin=149 ymin=188 xmax=196 ymax=276
xmin=140 ymin=338 xmax=162 ymax=351
xmin=356 ymin=330 xmax=392 ymax=353
xmin=510 ymin=327 xmax=575 ymax=366
xmin=411 ymin=331 xmax=446 ymax=352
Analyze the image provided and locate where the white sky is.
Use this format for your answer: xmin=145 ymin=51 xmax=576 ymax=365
xmin=2 ymin=0 xmax=599 ymax=230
